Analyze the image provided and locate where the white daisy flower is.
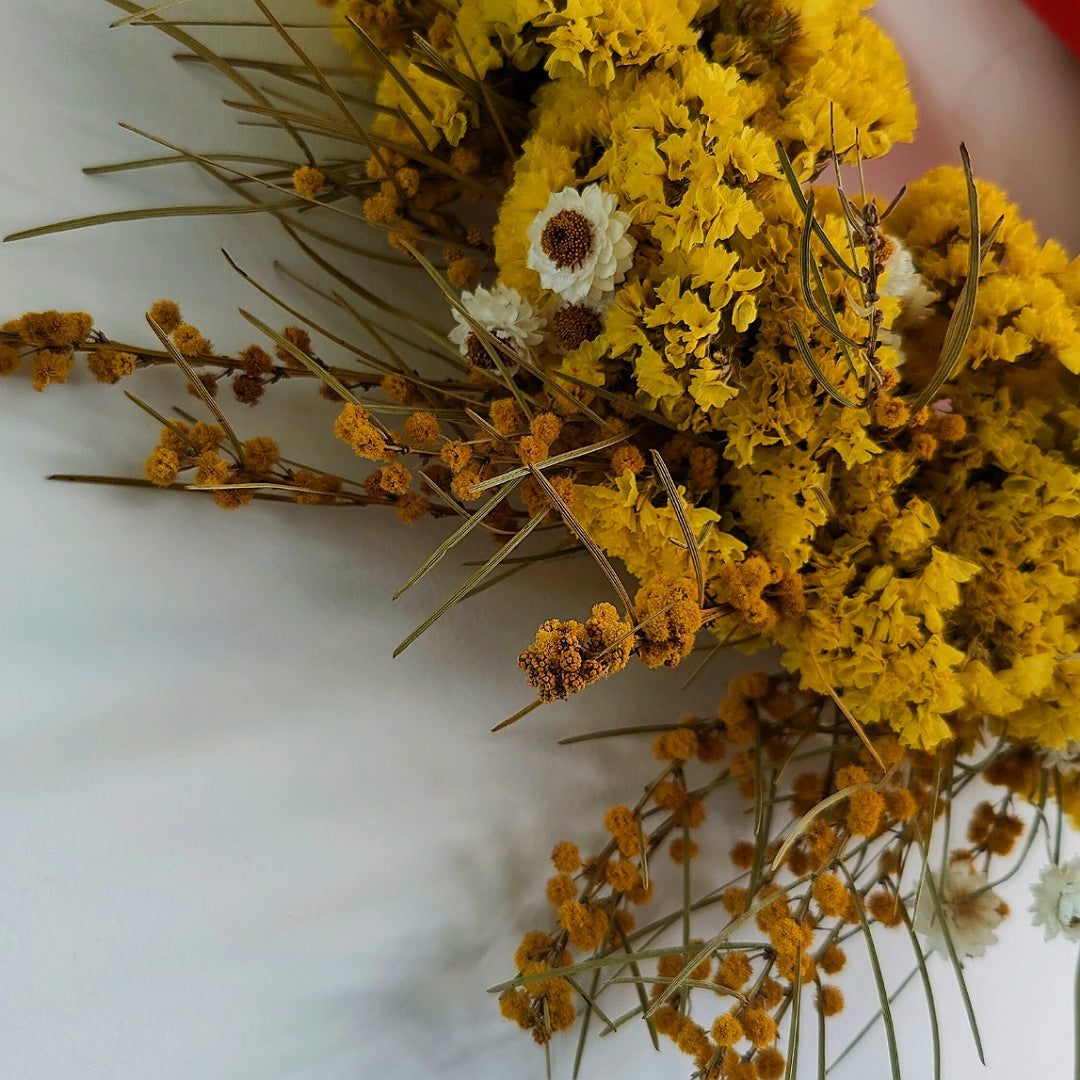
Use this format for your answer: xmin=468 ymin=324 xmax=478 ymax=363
xmin=525 ymin=184 xmax=635 ymax=308
xmin=448 ymin=283 xmax=544 ymax=367
xmin=1040 ymin=740 xmax=1080 ymax=776
xmin=913 ymin=858 xmax=1007 ymax=958
xmin=880 ymin=238 xmax=938 ymax=320
xmin=1030 ymin=857 xmax=1080 ymax=942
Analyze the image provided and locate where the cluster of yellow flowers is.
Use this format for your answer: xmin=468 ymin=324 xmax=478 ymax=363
xmin=332 ymin=0 xmax=1078 ymax=754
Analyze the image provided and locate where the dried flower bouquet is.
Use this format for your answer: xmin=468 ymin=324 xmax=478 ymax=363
xmin=3 ymin=1 xmax=1080 ymax=1077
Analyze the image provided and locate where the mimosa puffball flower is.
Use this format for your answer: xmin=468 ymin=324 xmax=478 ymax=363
xmin=526 ymin=184 xmax=635 ymax=307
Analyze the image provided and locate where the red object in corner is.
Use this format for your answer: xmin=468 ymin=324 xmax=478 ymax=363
xmin=1022 ymin=0 xmax=1080 ymax=59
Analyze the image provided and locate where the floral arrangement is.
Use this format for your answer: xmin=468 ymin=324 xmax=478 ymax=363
xmin=4 ymin=1 xmax=1080 ymax=1077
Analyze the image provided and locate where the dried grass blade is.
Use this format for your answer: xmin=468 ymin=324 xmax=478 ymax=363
xmin=572 ymin=969 xmax=601 ymax=1079
xmin=448 ymin=21 xmax=516 ymax=163
xmin=394 ymin=510 xmax=546 ymax=657
xmin=491 ymin=698 xmax=543 ymax=733
xmin=616 ymin=945 xmax=659 ymax=1053
xmin=84 ymin=152 xmax=301 ymax=175
xmin=221 ymin=250 xmax=387 ymax=369
xmin=281 ymin=223 xmax=453 ymax=344
xmin=816 ymin=983 xmax=827 ymax=1080
xmin=393 ymin=481 xmax=520 ymax=600
xmin=798 ymin=195 xmax=861 ymax=348
xmin=646 ymin=877 xmax=809 ymax=1014
xmin=526 ymin=465 xmax=633 ymax=616
xmin=116 ymin=122 xmax=375 ymax=225
xmin=1054 ymin=770 xmax=1065 ymax=865
xmin=347 ymin=18 xmax=434 ymax=129
xmin=468 ymin=429 xmax=631 ymax=495
xmin=680 ymin=815 xmax=692 ymax=958
xmin=408 ymin=35 xmax=529 ymax=129
xmin=161 ymin=19 xmax=330 ymax=28
xmin=508 ymin=352 xmax=612 ymax=428
xmin=4 ymin=200 xmax=296 ymax=242
xmin=403 ymin=243 xmax=536 ymax=417
xmin=144 ymin=315 xmax=244 ymax=462
xmin=343 ymin=19 xmax=432 ymax=150
xmin=895 ymin=885 xmax=942 ymax=1080
xmin=558 ymin=724 xmax=678 ymax=746
xmin=775 ymin=143 xmax=859 ymax=277
xmin=911 ymin=826 xmax=986 ymax=1063
xmin=249 ymin=0 xmax=404 ymax=200
xmin=45 ymin=474 xmax=293 ymax=503
xmin=748 ymin=730 xmax=769 ymax=895
xmin=547 ymin=366 xmax=688 ymax=436
xmin=880 ymin=184 xmax=908 ymax=221
xmin=909 ymin=145 xmax=1001 ymax=415
xmin=123 ymin=391 xmax=198 ymax=452
xmin=103 ymin=0 xmax=311 ymax=158
xmin=770 ymin=782 xmax=872 ymax=871
xmin=783 ymin=946 xmax=803 ymax=1080
xmin=489 ymin=945 xmax=703 ymax=993
xmin=650 ymin=450 xmax=704 ymax=606
xmin=409 ymin=37 xmax=475 ymax=94
xmin=790 ymin=324 xmax=861 ymax=409
xmin=809 ymin=654 xmax=885 ymax=771
xmin=565 ymin=974 xmax=616 ymax=1032
xmin=826 ymin=965 xmax=918 ymax=1074
xmin=282 ymin=216 xmax=415 ymax=267
xmin=838 ymin=863 xmax=902 ymax=1080
xmin=111 ymin=0 xmax=195 ymax=28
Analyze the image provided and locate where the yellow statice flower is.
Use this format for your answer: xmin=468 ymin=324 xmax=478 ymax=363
xmin=776 ymin=14 xmax=916 ymax=175
xmin=774 ymin=540 xmax=977 ymax=749
xmin=573 ymin=471 xmax=744 ymax=583
xmin=533 ymin=0 xmax=701 ymax=85
xmin=887 ymin=166 xmax=1080 ymax=376
xmin=726 ymin=445 xmax=830 ymax=571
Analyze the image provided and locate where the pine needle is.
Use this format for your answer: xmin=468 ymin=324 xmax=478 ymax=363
xmin=491 ymin=698 xmax=543 ymax=733
xmin=908 ymin=145 xmax=1003 ymax=416
xmin=810 ymin=654 xmax=885 ymax=772
xmin=525 ymin=464 xmax=633 ymax=616
xmin=111 ymin=0 xmax=195 ymax=28
xmin=394 ymin=510 xmax=547 ymax=657
xmin=392 ymin=480 xmax=520 ymax=600
xmin=102 ymin=0 xmax=313 ymax=159
xmin=649 ymin=449 xmax=704 ymax=606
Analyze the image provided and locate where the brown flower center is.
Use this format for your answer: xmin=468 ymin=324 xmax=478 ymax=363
xmin=541 ymin=209 xmax=595 ymax=269
xmin=465 ymin=331 xmax=510 ymax=368
xmin=553 ymin=304 xmax=603 ymax=351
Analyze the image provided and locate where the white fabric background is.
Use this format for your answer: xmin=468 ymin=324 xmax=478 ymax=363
xmin=1 ymin=2 xmax=1077 ymax=1078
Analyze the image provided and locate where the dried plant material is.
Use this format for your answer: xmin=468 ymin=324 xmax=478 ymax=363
xmin=3 ymin=3 xmax=1080 ymax=1078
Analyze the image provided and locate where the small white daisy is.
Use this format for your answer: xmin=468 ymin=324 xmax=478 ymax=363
xmin=913 ymin=858 xmax=1006 ymax=958
xmin=1040 ymin=740 xmax=1080 ymax=776
xmin=447 ymin=283 xmax=544 ymax=367
xmin=1030 ymin=857 xmax=1080 ymax=942
xmin=879 ymin=239 xmax=938 ymax=320
xmin=525 ymin=184 xmax=635 ymax=308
